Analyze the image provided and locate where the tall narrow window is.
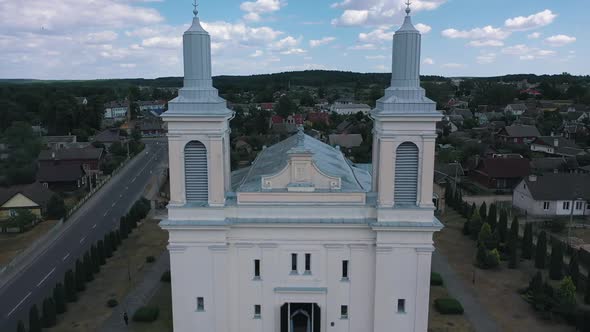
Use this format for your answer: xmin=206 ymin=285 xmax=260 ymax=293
xmin=254 ymin=304 xmax=261 ymax=318
xmin=254 ymin=259 xmax=261 ymax=279
xmin=291 ymin=253 xmax=298 ymax=273
xmin=394 ymin=142 xmax=419 ymax=206
xmin=185 ymin=141 xmax=208 ymax=202
xmin=397 ymin=299 xmax=406 ymax=313
xmin=340 ymin=305 xmax=348 ymax=319
xmin=342 ymin=260 xmax=349 ymax=280
xmin=563 ymin=202 xmax=570 ymax=210
xmin=197 ymin=297 xmax=205 ymax=312
xmin=304 ymin=253 xmax=311 ymax=273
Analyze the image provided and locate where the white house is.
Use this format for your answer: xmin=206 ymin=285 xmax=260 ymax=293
xmin=161 ymin=4 xmax=441 ymax=332
xmin=504 ymin=103 xmax=527 ymax=116
xmin=103 ymin=101 xmax=129 ymax=119
xmin=330 ymin=103 xmax=371 ymax=115
xmin=513 ymin=174 xmax=590 ymax=217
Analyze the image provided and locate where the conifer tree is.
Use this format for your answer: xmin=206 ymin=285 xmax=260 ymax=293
xmin=535 ymin=231 xmax=547 ymax=269
xmin=75 ymin=259 xmax=86 ymax=292
xmin=90 ymin=244 xmax=100 ymax=273
xmin=83 ymin=251 xmax=94 ymax=282
xmin=487 ymin=203 xmax=497 ymax=231
xmin=16 ymin=320 xmax=25 ymax=332
xmin=29 ymin=305 xmax=41 ymax=332
xmin=508 ymin=216 xmax=519 ymax=268
xmin=549 ymin=240 xmax=564 ymax=280
xmin=104 ymin=234 xmax=113 ymax=258
xmin=498 ymin=209 xmax=508 ymax=243
xmin=110 ymin=231 xmax=117 ymax=251
xmin=479 ymin=202 xmax=487 ymax=222
xmin=568 ymin=252 xmax=580 ymax=287
xmin=469 ymin=209 xmax=483 ymax=241
xmin=119 ymin=216 xmax=129 ymax=239
xmin=53 ymin=282 xmax=67 ymax=314
xmin=42 ymin=297 xmax=57 ymax=327
xmin=478 ymin=223 xmax=496 ymax=250
xmin=585 ymin=272 xmax=590 ymax=305
xmin=522 ymin=222 xmax=533 ymax=259
xmin=97 ymin=240 xmax=106 ymax=265
xmin=64 ymin=269 xmax=77 ymax=302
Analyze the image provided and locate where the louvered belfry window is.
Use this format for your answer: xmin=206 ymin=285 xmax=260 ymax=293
xmin=394 ymin=142 xmax=419 ymax=206
xmin=184 ymin=141 xmax=208 ymax=202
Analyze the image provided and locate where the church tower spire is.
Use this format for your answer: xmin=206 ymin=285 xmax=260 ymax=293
xmin=162 ymin=2 xmax=233 ymax=208
xmin=370 ymin=5 xmax=441 ymax=211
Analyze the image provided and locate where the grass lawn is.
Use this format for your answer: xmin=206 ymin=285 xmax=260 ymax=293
xmin=428 ymin=285 xmax=474 ymax=332
xmin=0 ymin=219 xmax=59 ymax=266
xmin=129 ymin=283 xmax=173 ymax=332
xmin=436 ymin=209 xmax=575 ymax=332
xmin=45 ymin=218 xmax=168 ymax=332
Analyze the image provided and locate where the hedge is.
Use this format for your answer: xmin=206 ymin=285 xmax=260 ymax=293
xmin=133 ymin=306 xmax=159 ymax=322
xmin=434 ymin=298 xmax=464 ymax=315
xmin=430 ymin=272 xmax=443 ymax=286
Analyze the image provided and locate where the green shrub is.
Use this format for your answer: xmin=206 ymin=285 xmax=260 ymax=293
xmin=107 ymin=299 xmax=119 ymax=308
xmin=161 ymin=270 xmax=171 ymax=283
xmin=133 ymin=306 xmax=159 ymax=322
xmin=550 ymin=219 xmax=567 ymax=233
xmin=434 ymin=298 xmax=464 ymax=315
xmin=146 ymin=256 xmax=156 ymax=263
xmin=430 ymin=272 xmax=444 ymax=286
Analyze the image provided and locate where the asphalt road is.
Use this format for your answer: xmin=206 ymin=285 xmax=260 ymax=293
xmin=0 ymin=140 xmax=168 ymax=331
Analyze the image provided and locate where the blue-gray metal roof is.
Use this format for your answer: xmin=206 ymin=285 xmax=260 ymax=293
xmin=232 ymin=133 xmax=371 ymax=192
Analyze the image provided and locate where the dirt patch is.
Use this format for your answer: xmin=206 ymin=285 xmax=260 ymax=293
xmin=46 ymin=218 xmax=167 ymax=332
xmin=436 ymin=210 xmax=575 ymax=332
xmin=428 ymin=285 xmax=474 ymax=332
xmin=0 ymin=219 xmax=59 ymax=266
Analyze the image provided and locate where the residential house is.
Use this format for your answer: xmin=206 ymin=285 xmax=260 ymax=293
xmin=104 ymin=101 xmax=129 ymax=119
xmin=504 ymin=103 xmax=527 ymax=117
xmin=138 ymin=119 xmax=166 ymax=137
xmin=92 ymin=129 xmax=122 ymax=147
xmin=513 ymin=174 xmax=590 ymax=217
xmin=258 ymin=102 xmax=276 ymax=112
xmin=37 ymin=164 xmax=87 ymax=191
xmin=75 ymin=97 xmax=88 ymax=106
xmin=270 ymin=114 xmax=304 ymax=134
xmin=561 ymin=124 xmax=589 ymax=141
xmin=306 ymin=112 xmax=330 ymax=126
xmin=530 ymin=157 xmax=578 ymax=174
xmin=451 ymin=108 xmax=473 ymax=120
xmin=446 ymin=98 xmax=469 ymax=109
xmin=42 ymin=135 xmax=77 ymax=150
xmin=329 ymin=103 xmax=371 ymax=115
xmin=138 ymin=100 xmax=167 ymax=116
xmin=328 ymin=134 xmax=363 ymax=148
xmin=530 ymin=136 xmax=586 ymax=158
xmin=471 ymin=156 xmax=531 ymax=191
xmin=496 ymin=125 xmax=541 ymax=144
xmin=0 ymin=182 xmax=54 ymax=221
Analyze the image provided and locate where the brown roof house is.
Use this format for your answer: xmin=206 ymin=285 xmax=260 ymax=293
xmin=37 ymin=147 xmax=103 ymax=191
xmin=0 ymin=182 xmax=54 ymax=221
xmin=471 ymin=156 xmax=531 ymax=191
xmin=496 ymin=125 xmax=541 ymax=144
xmin=513 ymin=173 xmax=590 ymax=217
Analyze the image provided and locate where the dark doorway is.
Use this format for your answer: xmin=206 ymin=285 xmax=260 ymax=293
xmin=280 ymin=303 xmax=321 ymax=332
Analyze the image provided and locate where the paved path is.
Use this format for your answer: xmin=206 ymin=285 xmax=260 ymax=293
xmin=0 ymin=140 xmax=168 ymax=331
xmin=99 ymin=251 xmax=170 ymax=332
xmin=432 ymin=250 xmax=500 ymax=332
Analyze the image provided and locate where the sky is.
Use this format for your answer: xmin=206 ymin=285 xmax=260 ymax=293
xmin=0 ymin=0 xmax=587 ymax=79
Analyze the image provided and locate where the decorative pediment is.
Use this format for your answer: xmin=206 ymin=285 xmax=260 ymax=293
xmin=261 ymin=142 xmax=341 ymax=192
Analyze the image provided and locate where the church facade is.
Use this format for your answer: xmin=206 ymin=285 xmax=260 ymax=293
xmin=161 ymin=4 xmax=442 ymax=332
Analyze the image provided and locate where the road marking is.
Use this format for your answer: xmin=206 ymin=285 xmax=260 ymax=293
xmin=111 ymin=202 xmax=116 ymax=207
xmin=6 ymin=291 xmax=32 ymax=317
xmin=92 ymin=224 xmax=97 ymax=229
xmin=80 ymin=236 xmax=86 ymax=244
xmin=120 ymin=194 xmax=123 ymax=198
xmin=103 ymin=211 xmax=109 ymax=217
xmin=131 ymin=177 xmax=137 ymax=183
xmin=36 ymin=267 xmax=56 ymax=287
xmin=62 ymin=253 xmax=70 ymax=261
xmin=125 ymin=186 xmax=128 ymax=190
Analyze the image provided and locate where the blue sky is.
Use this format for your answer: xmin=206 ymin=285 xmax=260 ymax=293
xmin=0 ymin=0 xmax=586 ymax=79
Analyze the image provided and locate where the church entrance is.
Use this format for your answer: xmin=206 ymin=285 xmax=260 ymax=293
xmin=280 ymin=303 xmax=321 ymax=332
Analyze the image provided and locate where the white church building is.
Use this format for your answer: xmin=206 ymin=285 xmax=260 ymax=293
xmin=161 ymin=3 xmax=442 ymax=332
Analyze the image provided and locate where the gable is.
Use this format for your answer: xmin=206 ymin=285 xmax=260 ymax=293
xmin=1 ymin=193 xmax=39 ymax=209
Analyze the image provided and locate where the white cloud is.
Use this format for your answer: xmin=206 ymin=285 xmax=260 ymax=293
xmin=365 ymin=55 xmax=386 ymax=60
xmin=85 ymin=31 xmax=118 ymax=44
xmin=309 ymin=37 xmax=336 ymax=47
xmin=141 ymin=36 xmax=181 ymax=49
xmin=504 ymin=9 xmax=556 ymax=31
xmin=422 ymin=57 xmax=435 ymax=65
xmin=468 ymin=40 xmax=504 ymax=47
xmin=476 ymin=53 xmax=496 ymax=64
xmin=545 ymin=34 xmax=576 ymax=47
xmin=528 ymin=32 xmax=541 ymax=39
xmin=240 ymin=0 xmax=284 ymax=22
xmin=280 ymin=48 xmax=307 ymax=55
xmin=250 ymin=50 xmax=264 ymax=57
xmin=119 ymin=63 xmax=137 ymax=68
xmin=415 ymin=23 xmax=432 ymax=34
xmin=348 ymin=43 xmax=378 ymax=50
xmin=502 ymin=44 xmax=556 ymax=60
xmin=359 ymin=28 xmax=392 ymax=43
xmin=331 ymin=0 xmax=447 ymax=27
xmin=442 ymin=26 xmax=510 ymax=40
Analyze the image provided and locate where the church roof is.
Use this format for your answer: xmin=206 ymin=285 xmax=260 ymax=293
xmin=233 ymin=133 xmax=371 ymax=193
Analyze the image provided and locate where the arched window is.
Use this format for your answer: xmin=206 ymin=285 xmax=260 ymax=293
xmin=185 ymin=141 xmax=208 ymax=202
xmin=394 ymin=142 xmax=419 ymax=206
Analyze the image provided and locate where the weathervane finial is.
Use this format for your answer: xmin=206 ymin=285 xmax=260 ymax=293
xmin=405 ymin=0 xmax=412 ymax=16
xmin=192 ymin=0 xmax=199 ymax=17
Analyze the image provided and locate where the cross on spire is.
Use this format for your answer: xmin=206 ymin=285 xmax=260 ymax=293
xmin=192 ymin=0 xmax=199 ymax=17
xmin=405 ymin=0 xmax=412 ymax=16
